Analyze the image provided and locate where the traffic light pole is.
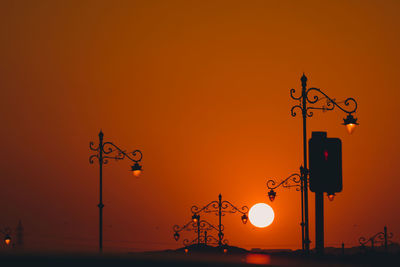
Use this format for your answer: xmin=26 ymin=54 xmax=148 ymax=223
xmin=315 ymin=192 xmax=324 ymax=255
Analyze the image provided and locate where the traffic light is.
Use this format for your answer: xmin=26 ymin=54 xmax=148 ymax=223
xmin=309 ymin=132 xmax=342 ymax=193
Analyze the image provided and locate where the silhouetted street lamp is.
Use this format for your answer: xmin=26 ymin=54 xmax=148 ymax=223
xmin=191 ymin=194 xmax=248 ymax=247
xmin=359 ymin=226 xmax=393 ymax=252
xmin=288 ymin=74 xmax=358 ymax=254
xmin=89 ymin=130 xmax=143 ymax=253
xmin=0 ymin=227 xmax=12 ymax=247
xmin=173 ymin=216 xmax=222 ymax=246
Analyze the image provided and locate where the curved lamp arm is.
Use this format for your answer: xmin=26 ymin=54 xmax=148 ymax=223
xmin=305 ymin=87 xmax=357 ymax=115
xmin=267 ymin=173 xmax=301 ymax=191
xmin=191 ymin=201 xmax=219 ymax=214
xmin=220 ymin=200 xmax=249 ymax=215
xmin=102 ymin=142 xmax=142 ymax=163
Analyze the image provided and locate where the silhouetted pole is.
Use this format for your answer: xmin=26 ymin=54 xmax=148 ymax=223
xmin=300 ymin=166 xmax=306 ymax=252
xmin=315 ymin=192 xmax=324 ymax=255
xmin=384 ymin=226 xmax=387 ymax=251
xmin=218 ymin=194 xmax=222 ymax=247
xmin=301 ymin=75 xmax=311 ymax=254
xmin=98 ymin=131 xmax=104 ymax=253
xmin=197 ymin=217 xmax=200 ymax=245
xmin=342 ymin=242 xmax=345 ymax=255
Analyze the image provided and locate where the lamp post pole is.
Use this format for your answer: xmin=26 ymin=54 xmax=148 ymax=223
xmin=290 ymin=74 xmax=358 ymax=254
xmin=300 ymin=75 xmax=311 ymax=253
xmin=90 ymin=130 xmax=143 ymax=253
xmin=218 ymin=194 xmax=222 ymax=247
xmin=98 ymin=132 xmax=104 ymax=253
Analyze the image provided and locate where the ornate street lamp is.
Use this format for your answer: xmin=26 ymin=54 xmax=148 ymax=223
xmin=289 ymin=74 xmax=358 ymax=254
xmin=0 ymin=227 xmax=12 ymax=247
xmin=191 ymin=194 xmax=248 ymax=247
xmin=173 ymin=217 xmax=222 ymax=246
xmin=89 ymin=130 xmax=143 ymax=253
xmin=359 ymin=226 xmax=393 ymax=251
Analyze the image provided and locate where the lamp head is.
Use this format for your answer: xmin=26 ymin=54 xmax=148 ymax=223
xmin=241 ymin=214 xmax=248 ymax=224
xmin=192 ymin=214 xmax=200 ymax=223
xmin=343 ymin=114 xmax=358 ymax=134
xmin=173 ymin=232 xmax=180 ymax=241
xmin=4 ymin=235 xmax=11 ymax=246
xmin=131 ymin=162 xmax=142 ymax=177
xmin=268 ymin=189 xmax=276 ymax=202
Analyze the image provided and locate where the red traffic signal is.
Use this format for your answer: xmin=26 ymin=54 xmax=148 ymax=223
xmin=309 ymin=132 xmax=342 ymax=193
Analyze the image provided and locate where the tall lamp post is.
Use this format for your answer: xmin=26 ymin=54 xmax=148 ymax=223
xmin=89 ymin=130 xmax=143 ymax=253
xmin=289 ymin=74 xmax=358 ymax=254
xmin=191 ymin=194 xmax=248 ymax=247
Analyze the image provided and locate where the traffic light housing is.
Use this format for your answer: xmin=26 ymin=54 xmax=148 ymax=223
xmin=309 ymin=132 xmax=342 ymax=193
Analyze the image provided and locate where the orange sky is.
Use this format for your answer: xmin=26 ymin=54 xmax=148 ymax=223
xmin=1 ymin=0 xmax=400 ymax=252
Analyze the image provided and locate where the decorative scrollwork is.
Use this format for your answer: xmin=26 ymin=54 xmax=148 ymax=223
xmin=306 ymin=109 xmax=314 ymax=118
xmin=199 ymin=220 xmax=220 ymax=232
xmin=173 ymin=219 xmax=220 ymax=235
xmin=89 ymin=154 xmax=99 ymax=164
xmin=306 ymin=88 xmax=357 ymax=114
xmin=291 ymin=105 xmax=303 ymax=117
xmin=205 ymin=235 xmax=220 ymax=245
xmin=173 ymin=221 xmax=197 ymax=233
xmin=358 ymin=228 xmax=393 ymax=248
xmin=267 ymin=173 xmax=301 ymax=190
xmin=221 ymin=201 xmax=248 ymax=215
xmin=182 ymin=235 xmax=228 ymax=247
xmin=359 ymin=236 xmax=369 ymax=246
xmin=191 ymin=201 xmax=219 ymax=214
xmin=90 ymin=137 xmax=143 ymax=165
xmin=89 ymin=141 xmax=99 ymax=151
xmin=290 ymin=88 xmax=302 ymax=100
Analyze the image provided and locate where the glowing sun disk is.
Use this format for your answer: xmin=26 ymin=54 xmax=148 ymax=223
xmin=249 ymin=203 xmax=275 ymax=228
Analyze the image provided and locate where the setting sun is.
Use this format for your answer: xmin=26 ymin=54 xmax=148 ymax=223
xmin=249 ymin=203 xmax=275 ymax=228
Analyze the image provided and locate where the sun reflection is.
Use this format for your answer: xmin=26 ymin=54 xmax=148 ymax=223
xmin=245 ymin=253 xmax=271 ymax=265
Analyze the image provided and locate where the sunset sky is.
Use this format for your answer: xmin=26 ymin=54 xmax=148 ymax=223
xmin=1 ymin=0 xmax=400 ymax=252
